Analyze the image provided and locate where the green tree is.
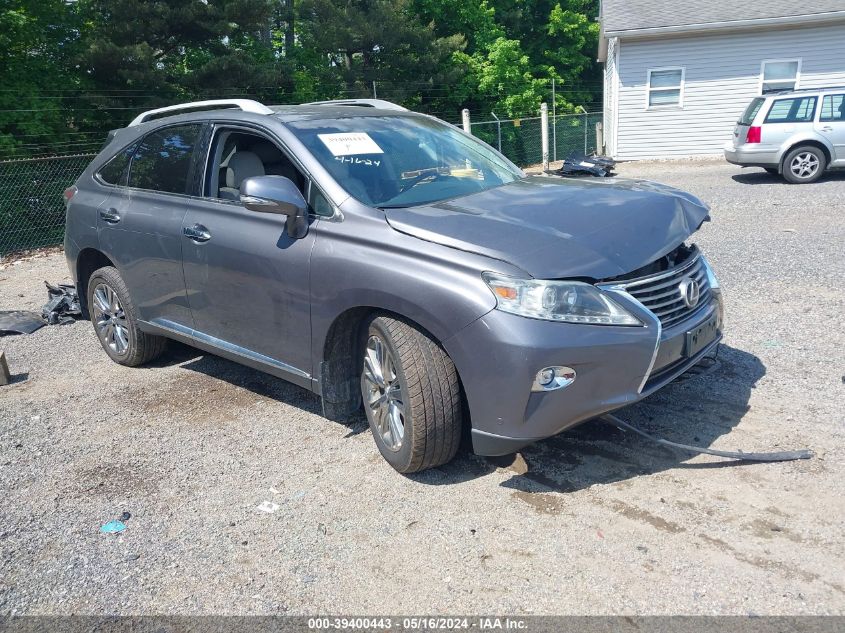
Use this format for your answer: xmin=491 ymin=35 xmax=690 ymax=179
xmin=491 ymin=0 xmax=601 ymax=109
xmin=77 ymin=1 xmax=276 ymax=94
xmin=296 ymin=0 xmax=464 ymax=102
xmin=0 ymin=0 xmax=86 ymax=154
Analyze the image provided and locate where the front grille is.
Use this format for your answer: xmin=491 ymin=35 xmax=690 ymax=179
xmin=615 ymin=252 xmax=711 ymax=328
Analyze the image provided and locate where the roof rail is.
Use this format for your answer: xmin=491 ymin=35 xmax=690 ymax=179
xmin=128 ymin=99 xmax=274 ymax=127
xmin=767 ymin=85 xmax=845 ymax=95
xmin=303 ymin=98 xmax=408 ymax=111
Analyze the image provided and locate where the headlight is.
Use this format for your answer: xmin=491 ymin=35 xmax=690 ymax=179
xmin=482 ymin=273 xmax=642 ymax=326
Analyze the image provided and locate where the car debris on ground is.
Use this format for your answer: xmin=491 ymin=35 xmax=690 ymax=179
xmin=0 ymin=310 xmax=46 ymax=336
xmin=553 ymin=153 xmax=617 ymax=177
xmin=41 ymin=281 xmax=81 ymax=325
xmin=0 ymin=281 xmax=80 ymax=337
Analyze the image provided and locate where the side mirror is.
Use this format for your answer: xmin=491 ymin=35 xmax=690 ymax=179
xmin=240 ymin=175 xmax=309 ymax=239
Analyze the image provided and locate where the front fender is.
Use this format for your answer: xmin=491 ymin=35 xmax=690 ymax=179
xmin=308 ymin=207 xmax=513 ymax=377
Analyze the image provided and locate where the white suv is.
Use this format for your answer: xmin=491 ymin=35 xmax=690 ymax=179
xmin=724 ymin=87 xmax=845 ymax=183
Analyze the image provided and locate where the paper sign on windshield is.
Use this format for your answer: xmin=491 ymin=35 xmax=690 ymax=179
xmin=318 ymin=132 xmax=384 ymax=156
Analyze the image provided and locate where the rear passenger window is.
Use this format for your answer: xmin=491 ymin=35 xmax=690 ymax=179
xmin=820 ymin=94 xmax=845 ymax=122
xmin=128 ymin=124 xmax=202 ymax=194
xmin=764 ymin=97 xmax=817 ymax=123
xmin=98 ymin=143 xmax=136 ymax=186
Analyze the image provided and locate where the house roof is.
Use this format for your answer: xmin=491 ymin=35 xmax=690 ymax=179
xmin=601 ymin=0 xmax=845 ymax=36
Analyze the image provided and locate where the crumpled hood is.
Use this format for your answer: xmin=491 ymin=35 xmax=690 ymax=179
xmin=385 ymin=175 xmax=710 ymax=280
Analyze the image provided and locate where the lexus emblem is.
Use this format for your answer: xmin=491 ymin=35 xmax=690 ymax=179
xmin=679 ymin=277 xmax=701 ymax=309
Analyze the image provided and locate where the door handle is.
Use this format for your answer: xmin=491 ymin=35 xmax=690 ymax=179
xmin=183 ymin=223 xmax=211 ymax=243
xmin=821 ymin=126 xmax=834 ymax=132
xmin=99 ymin=208 xmax=121 ymax=224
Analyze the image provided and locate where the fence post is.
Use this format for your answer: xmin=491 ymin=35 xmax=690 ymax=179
xmin=584 ymin=112 xmax=589 ymax=155
xmin=540 ymin=103 xmax=549 ymax=172
xmin=551 ymin=78 xmax=557 ymax=162
xmin=491 ymin=112 xmax=502 ymax=152
xmin=462 ymin=109 xmax=471 ymax=134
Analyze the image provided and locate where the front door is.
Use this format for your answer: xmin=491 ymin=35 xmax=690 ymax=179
xmin=180 ymin=125 xmax=317 ymax=381
xmin=817 ymin=93 xmax=845 ymax=163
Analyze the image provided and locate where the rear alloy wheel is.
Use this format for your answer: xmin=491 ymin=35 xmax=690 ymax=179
xmin=361 ymin=316 xmax=462 ymax=473
xmin=92 ymin=283 xmax=130 ymax=356
xmin=87 ymin=266 xmax=167 ymax=366
xmin=782 ymin=146 xmax=826 ymax=184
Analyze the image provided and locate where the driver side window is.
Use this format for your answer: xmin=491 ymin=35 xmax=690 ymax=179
xmin=205 ymin=128 xmax=307 ymax=202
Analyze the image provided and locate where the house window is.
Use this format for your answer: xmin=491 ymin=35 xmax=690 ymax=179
xmin=646 ymin=68 xmax=684 ymax=108
xmin=760 ymin=60 xmax=801 ymax=94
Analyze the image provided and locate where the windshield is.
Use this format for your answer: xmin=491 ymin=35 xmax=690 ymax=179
xmin=287 ymin=115 xmax=523 ymax=208
xmin=738 ymin=97 xmax=765 ymax=125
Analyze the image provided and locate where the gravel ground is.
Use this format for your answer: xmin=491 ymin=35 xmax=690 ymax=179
xmin=1 ymin=160 xmax=843 ymax=615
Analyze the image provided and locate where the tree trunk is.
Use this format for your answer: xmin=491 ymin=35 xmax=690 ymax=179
xmin=284 ymin=0 xmax=295 ymax=55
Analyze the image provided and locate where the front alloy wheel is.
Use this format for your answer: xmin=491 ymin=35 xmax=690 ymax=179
xmin=362 ymin=335 xmax=406 ymax=452
xmin=360 ymin=316 xmax=462 ymax=473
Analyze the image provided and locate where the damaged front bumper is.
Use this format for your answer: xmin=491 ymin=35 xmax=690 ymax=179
xmin=445 ymin=284 xmax=724 ymax=457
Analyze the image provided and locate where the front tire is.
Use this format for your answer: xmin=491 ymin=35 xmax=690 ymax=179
xmin=87 ymin=266 xmax=166 ymax=366
xmin=782 ymin=146 xmax=826 ymax=184
xmin=360 ymin=316 xmax=462 ymax=473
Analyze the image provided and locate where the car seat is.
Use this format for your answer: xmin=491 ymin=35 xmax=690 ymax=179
xmin=218 ymin=151 xmax=265 ymax=200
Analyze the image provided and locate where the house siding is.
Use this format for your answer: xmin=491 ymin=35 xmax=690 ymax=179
xmin=603 ymin=37 xmax=619 ymax=156
xmin=614 ymin=23 xmax=845 ymax=160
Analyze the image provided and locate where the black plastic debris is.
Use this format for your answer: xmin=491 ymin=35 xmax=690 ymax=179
xmin=42 ymin=281 xmax=81 ymax=325
xmin=554 ymin=153 xmax=617 ymax=178
xmin=0 ymin=311 xmax=45 ymax=336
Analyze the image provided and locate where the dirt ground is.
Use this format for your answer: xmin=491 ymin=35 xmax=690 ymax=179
xmin=1 ymin=159 xmax=843 ymax=615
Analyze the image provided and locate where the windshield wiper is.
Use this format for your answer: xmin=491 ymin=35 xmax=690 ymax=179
xmin=398 ymin=168 xmax=452 ymax=194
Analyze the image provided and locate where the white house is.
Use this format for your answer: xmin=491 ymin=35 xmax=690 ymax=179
xmin=598 ymin=1 xmax=845 ymax=160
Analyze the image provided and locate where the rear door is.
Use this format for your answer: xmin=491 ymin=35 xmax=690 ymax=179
xmin=97 ymin=123 xmax=205 ymax=327
xmin=759 ymin=95 xmax=818 ymax=149
xmin=817 ymin=93 xmax=845 ymax=163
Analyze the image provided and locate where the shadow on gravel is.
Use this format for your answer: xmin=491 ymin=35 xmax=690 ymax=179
xmin=732 ymin=170 xmax=845 ymax=185
xmin=144 ymin=341 xmax=323 ymax=415
xmin=138 ymin=339 xmax=767 ymax=495
xmin=412 ymin=344 xmax=767 ymax=493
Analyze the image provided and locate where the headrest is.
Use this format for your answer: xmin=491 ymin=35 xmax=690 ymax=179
xmin=225 ymin=151 xmax=265 ymax=189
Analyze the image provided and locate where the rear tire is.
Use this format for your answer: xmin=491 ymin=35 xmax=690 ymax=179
xmin=360 ymin=316 xmax=462 ymax=473
xmin=781 ymin=146 xmax=826 ymax=184
xmin=87 ymin=266 xmax=167 ymax=367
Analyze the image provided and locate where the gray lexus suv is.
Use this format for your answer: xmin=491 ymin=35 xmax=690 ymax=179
xmin=64 ymin=98 xmax=724 ymax=473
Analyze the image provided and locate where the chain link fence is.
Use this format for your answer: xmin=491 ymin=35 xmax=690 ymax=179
xmin=471 ymin=116 xmax=543 ymax=168
xmin=0 ymin=154 xmax=94 ymax=256
xmin=470 ymin=111 xmax=603 ymax=167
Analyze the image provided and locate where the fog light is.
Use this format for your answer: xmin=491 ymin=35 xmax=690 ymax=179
xmin=538 ymin=368 xmax=556 ymax=386
xmin=532 ymin=366 xmax=576 ymax=392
